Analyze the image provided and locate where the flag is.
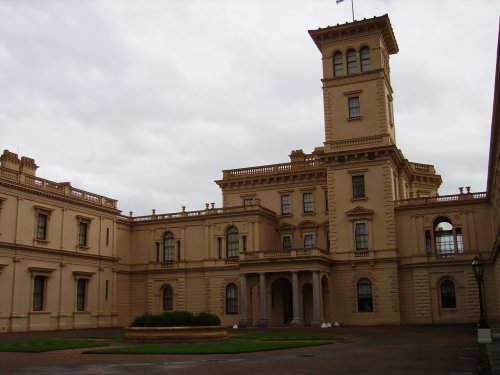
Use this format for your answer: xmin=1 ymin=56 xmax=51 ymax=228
xmin=336 ymin=0 xmax=345 ymax=3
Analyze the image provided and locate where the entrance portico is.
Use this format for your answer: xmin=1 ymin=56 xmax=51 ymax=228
xmin=239 ymin=270 xmax=329 ymax=327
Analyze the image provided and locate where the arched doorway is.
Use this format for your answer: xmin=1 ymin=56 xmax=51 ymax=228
xmin=271 ymin=278 xmax=293 ymax=326
xmin=302 ymin=283 xmax=313 ymax=326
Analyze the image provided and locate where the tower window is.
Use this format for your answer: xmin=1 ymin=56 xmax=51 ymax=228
xmin=360 ymin=46 xmax=371 ymax=72
xmin=333 ymin=51 xmax=343 ymax=77
xmin=347 ymin=49 xmax=357 ymax=75
xmin=348 ymin=97 xmax=360 ymax=118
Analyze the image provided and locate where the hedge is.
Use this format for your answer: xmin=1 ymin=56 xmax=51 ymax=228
xmin=131 ymin=311 xmax=221 ymax=327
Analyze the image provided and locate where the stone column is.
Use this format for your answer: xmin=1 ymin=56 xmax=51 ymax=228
xmin=258 ymin=273 xmax=268 ymax=327
xmin=311 ymin=271 xmax=322 ymax=327
xmin=290 ymin=271 xmax=302 ymax=327
xmin=239 ymin=274 xmax=249 ymax=328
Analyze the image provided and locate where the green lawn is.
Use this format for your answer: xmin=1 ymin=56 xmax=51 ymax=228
xmin=0 ymin=339 xmax=109 ymax=353
xmin=84 ymin=340 xmax=331 ymax=354
xmin=0 ymin=332 xmax=344 ymax=355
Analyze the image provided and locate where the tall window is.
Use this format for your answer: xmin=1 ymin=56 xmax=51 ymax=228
xmin=433 ymin=217 xmax=463 ymax=256
xmin=357 ymin=278 xmax=373 ymax=312
xmin=78 ymin=221 xmax=89 ymax=247
xmin=282 ymin=235 xmax=292 ymax=251
xmin=348 ymin=97 xmax=361 ymax=118
xmin=440 ymin=279 xmax=457 ymax=308
xmin=76 ymin=279 xmax=88 ymax=311
xmin=333 ymin=51 xmax=343 ymax=76
xmin=226 ymin=226 xmax=239 ymax=258
xmin=303 ymin=192 xmax=314 ymax=213
xmin=226 ymin=283 xmax=238 ymax=314
xmin=163 ymin=232 xmax=175 ymax=261
xmin=36 ymin=213 xmax=48 ymax=240
xmin=354 ymin=221 xmax=368 ymax=250
xmin=352 ymin=175 xmax=365 ymax=198
xmin=281 ymin=195 xmax=292 ymax=214
xmin=304 ymin=234 xmax=315 ymax=249
xmin=360 ymin=46 xmax=371 ymax=72
xmin=324 ymin=190 xmax=329 ymax=211
xmin=33 ymin=275 xmax=46 ymax=311
xmin=347 ymin=49 xmax=357 ymax=74
xmin=163 ymin=286 xmax=173 ymax=311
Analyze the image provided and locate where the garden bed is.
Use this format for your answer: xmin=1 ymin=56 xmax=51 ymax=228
xmin=124 ymin=326 xmax=229 ymax=341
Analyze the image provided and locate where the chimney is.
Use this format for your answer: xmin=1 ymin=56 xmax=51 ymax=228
xmin=0 ymin=150 xmax=21 ymax=172
xmin=20 ymin=156 xmax=38 ymax=176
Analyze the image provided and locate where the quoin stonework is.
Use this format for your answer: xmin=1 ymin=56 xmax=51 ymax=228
xmin=1 ymin=14 xmax=499 ymax=332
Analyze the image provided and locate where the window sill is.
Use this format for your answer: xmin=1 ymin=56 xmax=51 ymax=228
xmin=351 ymin=197 xmax=368 ymax=202
xmin=73 ymin=311 xmax=91 ymax=315
xmin=34 ymin=239 xmax=49 ymax=245
xmin=347 ymin=116 xmax=363 ymax=122
xmin=279 ymin=213 xmax=293 ymax=218
xmin=302 ymin=212 xmax=316 ymax=216
xmin=77 ymin=245 xmax=90 ymax=251
xmin=29 ymin=311 xmax=50 ymax=315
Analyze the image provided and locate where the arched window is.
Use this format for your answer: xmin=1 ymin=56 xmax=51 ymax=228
xmin=162 ymin=285 xmax=173 ymax=311
xmin=333 ymin=51 xmax=343 ymax=77
xmin=347 ymin=49 xmax=357 ymax=75
xmin=163 ymin=232 xmax=175 ymax=261
xmin=433 ymin=217 xmax=463 ymax=257
xmin=440 ymin=279 xmax=456 ymax=308
xmin=226 ymin=283 xmax=238 ymax=314
xmin=226 ymin=226 xmax=239 ymax=258
xmin=357 ymin=278 xmax=373 ymax=312
xmin=360 ymin=46 xmax=371 ymax=72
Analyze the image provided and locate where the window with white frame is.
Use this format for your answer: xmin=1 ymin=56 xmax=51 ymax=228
xmin=163 ymin=231 xmax=175 ymax=261
xmin=348 ymin=97 xmax=361 ymax=118
xmin=354 ymin=221 xmax=368 ymax=250
xmin=347 ymin=48 xmax=357 ymax=74
xmin=304 ymin=233 xmax=315 ymax=249
xmin=360 ymin=46 xmax=371 ymax=72
xmin=333 ymin=51 xmax=344 ymax=77
xmin=281 ymin=194 xmax=292 ymax=215
xmin=303 ymin=192 xmax=314 ymax=213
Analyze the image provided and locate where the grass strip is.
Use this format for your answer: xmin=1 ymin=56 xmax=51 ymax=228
xmin=84 ymin=340 xmax=330 ymax=354
xmin=0 ymin=339 xmax=109 ymax=353
xmin=235 ymin=332 xmax=344 ymax=341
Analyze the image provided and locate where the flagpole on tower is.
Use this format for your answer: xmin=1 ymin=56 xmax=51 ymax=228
xmin=336 ymin=0 xmax=355 ymax=22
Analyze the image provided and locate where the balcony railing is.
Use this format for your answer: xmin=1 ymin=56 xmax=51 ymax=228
xmin=240 ymin=247 xmax=329 ymax=262
xmin=394 ymin=192 xmax=487 ymax=207
xmin=0 ymin=166 xmax=118 ymax=209
xmin=222 ymin=158 xmax=325 ymax=179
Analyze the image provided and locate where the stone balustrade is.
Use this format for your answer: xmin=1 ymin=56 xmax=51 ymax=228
xmin=394 ymin=192 xmax=487 ymax=207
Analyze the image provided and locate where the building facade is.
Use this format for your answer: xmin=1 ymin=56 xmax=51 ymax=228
xmin=1 ymin=15 xmax=499 ymax=332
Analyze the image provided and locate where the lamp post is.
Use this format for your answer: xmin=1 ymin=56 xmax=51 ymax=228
xmin=471 ymin=256 xmax=489 ymax=329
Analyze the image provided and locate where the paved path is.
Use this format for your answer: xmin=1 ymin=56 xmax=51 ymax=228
xmin=0 ymin=325 xmax=479 ymax=375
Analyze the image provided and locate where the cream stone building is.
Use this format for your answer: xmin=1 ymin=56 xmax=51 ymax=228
xmin=1 ymin=15 xmax=499 ymax=332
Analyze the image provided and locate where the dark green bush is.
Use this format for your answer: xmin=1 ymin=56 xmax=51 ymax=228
xmin=131 ymin=311 xmax=220 ymax=327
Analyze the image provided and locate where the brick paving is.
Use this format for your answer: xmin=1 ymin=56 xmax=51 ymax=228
xmin=0 ymin=325 xmax=481 ymax=374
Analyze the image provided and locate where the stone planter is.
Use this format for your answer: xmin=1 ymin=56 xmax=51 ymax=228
xmin=124 ymin=326 xmax=229 ymax=341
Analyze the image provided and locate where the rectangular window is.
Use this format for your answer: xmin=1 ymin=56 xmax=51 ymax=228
xmin=105 ymin=227 xmax=110 ymax=246
xmin=282 ymin=235 xmax=292 ymax=251
xmin=76 ymin=279 xmax=88 ymax=311
xmin=348 ymin=97 xmax=361 ymax=118
xmin=304 ymin=234 xmax=315 ymax=249
xmin=242 ymin=236 xmax=247 ymax=252
xmin=352 ymin=175 xmax=365 ymax=198
xmin=324 ymin=190 xmax=328 ymax=211
xmin=281 ymin=195 xmax=292 ymax=214
xmin=105 ymin=280 xmax=109 ymax=301
xmin=217 ymin=237 xmax=222 ymax=259
xmin=36 ymin=213 xmax=48 ymax=240
xmin=355 ymin=221 xmax=368 ymax=250
xmin=243 ymin=198 xmax=253 ymax=207
xmin=33 ymin=275 xmax=46 ymax=311
xmin=78 ymin=222 xmax=89 ymax=247
xmin=303 ymin=193 xmax=314 ymax=213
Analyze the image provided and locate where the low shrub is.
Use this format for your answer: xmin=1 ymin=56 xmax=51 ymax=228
xmin=131 ymin=311 xmax=221 ymax=327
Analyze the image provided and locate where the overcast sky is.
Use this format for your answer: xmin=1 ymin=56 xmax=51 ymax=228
xmin=1 ymin=0 xmax=498 ymax=216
